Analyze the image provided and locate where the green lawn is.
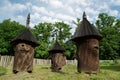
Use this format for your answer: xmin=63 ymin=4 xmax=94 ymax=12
xmin=0 ymin=62 xmax=120 ymax=80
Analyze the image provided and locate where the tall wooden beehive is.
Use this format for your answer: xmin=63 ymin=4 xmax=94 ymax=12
xmin=72 ymin=12 xmax=102 ymax=74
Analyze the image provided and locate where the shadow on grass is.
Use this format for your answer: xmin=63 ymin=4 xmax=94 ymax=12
xmin=51 ymin=69 xmax=69 ymax=74
xmin=101 ymin=65 xmax=120 ymax=71
xmin=41 ymin=66 xmax=68 ymax=74
xmin=41 ymin=67 xmax=50 ymax=69
xmin=54 ymin=71 xmax=67 ymax=74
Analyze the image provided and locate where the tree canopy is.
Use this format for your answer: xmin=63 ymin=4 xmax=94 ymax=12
xmin=96 ymin=13 xmax=120 ymax=60
xmin=0 ymin=19 xmax=25 ymax=55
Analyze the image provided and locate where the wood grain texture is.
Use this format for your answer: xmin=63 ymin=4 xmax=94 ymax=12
xmin=76 ymin=39 xmax=99 ymax=73
xmin=51 ymin=53 xmax=66 ymax=71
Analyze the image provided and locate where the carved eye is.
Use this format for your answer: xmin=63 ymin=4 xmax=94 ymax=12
xmin=21 ymin=44 xmax=24 ymax=47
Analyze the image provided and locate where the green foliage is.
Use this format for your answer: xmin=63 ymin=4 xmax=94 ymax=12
xmin=32 ymin=22 xmax=72 ymax=59
xmin=0 ymin=66 xmax=6 ymax=76
xmin=33 ymin=22 xmax=53 ymax=59
xmin=0 ymin=19 xmax=25 ymax=55
xmin=54 ymin=22 xmax=72 ymax=43
xmin=65 ymin=40 xmax=76 ymax=59
xmin=96 ymin=13 xmax=115 ymax=28
xmin=100 ymin=60 xmax=119 ymax=66
xmin=72 ymin=18 xmax=81 ymax=27
xmin=96 ymin=13 xmax=120 ymax=60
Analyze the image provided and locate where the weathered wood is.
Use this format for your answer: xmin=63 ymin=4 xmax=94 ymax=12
xmin=13 ymin=43 xmax=34 ymax=73
xmin=72 ymin=12 xmax=102 ymax=74
xmin=76 ymin=39 xmax=99 ymax=73
xmin=51 ymin=53 xmax=66 ymax=71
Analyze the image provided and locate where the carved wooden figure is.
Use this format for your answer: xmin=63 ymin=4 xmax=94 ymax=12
xmin=10 ymin=14 xmax=39 ymax=73
xmin=49 ymin=41 xmax=66 ymax=71
xmin=72 ymin=12 xmax=102 ymax=74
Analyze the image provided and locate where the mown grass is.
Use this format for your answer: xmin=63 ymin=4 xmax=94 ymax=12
xmin=0 ymin=61 xmax=120 ymax=80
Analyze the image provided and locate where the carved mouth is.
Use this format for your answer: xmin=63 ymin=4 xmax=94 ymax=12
xmin=94 ymin=46 xmax=99 ymax=49
xmin=58 ymin=68 xmax=61 ymax=70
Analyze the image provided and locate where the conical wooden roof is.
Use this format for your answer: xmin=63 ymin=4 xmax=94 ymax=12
xmin=10 ymin=13 xmax=40 ymax=47
xmin=49 ymin=41 xmax=65 ymax=53
xmin=10 ymin=28 xmax=40 ymax=47
xmin=72 ymin=12 xmax=102 ymax=42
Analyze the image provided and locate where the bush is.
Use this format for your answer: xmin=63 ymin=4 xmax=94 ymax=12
xmin=0 ymin=66 xmax=7 ymax=76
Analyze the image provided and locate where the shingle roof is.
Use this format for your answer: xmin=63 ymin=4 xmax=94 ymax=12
xmin=72 ymin=12 xmax=102 ymax=42
xmin=10 ymin=28 xmax=40 ymax=47
xmin=48 ymin=41 xmax=65 ymax=53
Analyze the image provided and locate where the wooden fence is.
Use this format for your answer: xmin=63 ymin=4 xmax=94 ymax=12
xmin=1 ymin=56 xmax=120 ymax=67
xmin=0 ymin=56 xmax=77 ymax=67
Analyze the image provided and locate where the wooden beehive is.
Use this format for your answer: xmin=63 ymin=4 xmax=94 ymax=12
xmin=10 ymin=14 xmax=39 ymax=73
xmin=48 ymin=41 xmax=66 ymax=71
xmin=72 ymin=12 xmax=102 ymax=74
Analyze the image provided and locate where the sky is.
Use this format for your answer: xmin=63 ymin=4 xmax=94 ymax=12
xmin=0 ymin=0 xmax=120 ymax=33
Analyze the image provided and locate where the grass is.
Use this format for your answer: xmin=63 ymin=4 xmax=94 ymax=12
xmin=0 ymin=66 xmax=7 ymax=76
xmin=0 ymin=62 xmax=120 ymax=80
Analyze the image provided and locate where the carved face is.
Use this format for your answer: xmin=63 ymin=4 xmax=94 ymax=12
xmin=16 ymin=43 xmax=31 ymax=51
xmin=88 ymin=39 xmax=99 ymax=56
xmin=52 ymin=53 xmax=66 ymax=70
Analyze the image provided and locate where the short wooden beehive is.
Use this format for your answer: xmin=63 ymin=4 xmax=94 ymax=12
xmin=48 ymin=41 xmax=66 ymax=71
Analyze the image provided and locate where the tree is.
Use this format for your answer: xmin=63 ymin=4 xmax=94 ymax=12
xmin=0 ymin=19 xmax=25 ymax=55
xmin=96 ymin=13 xmax=120 ymax=60
xmin=53 ymin=22 xmax=71 ymax=43
xmin=32 ymin=22 xmax=54 ymax=59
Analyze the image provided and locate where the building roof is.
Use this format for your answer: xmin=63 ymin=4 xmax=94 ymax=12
xmin=72 ymin=12 xmax=102 ymax=42
xmin=48 ymin=41 xmax=65 ymax=53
